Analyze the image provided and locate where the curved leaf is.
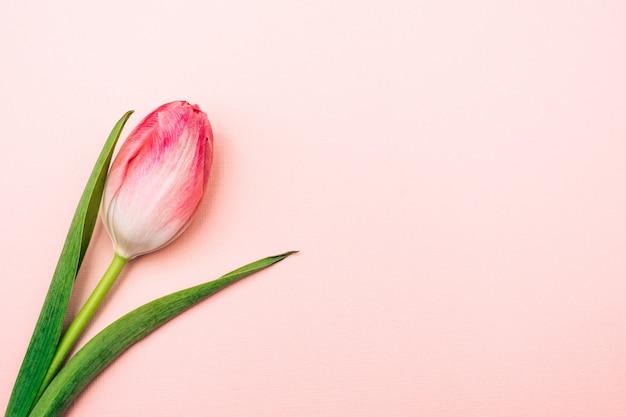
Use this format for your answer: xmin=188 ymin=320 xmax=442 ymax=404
xmin=4 ymin=111 xmax=134 ymax=417
xmin=29 ymin=251 xmax=297 ymax=417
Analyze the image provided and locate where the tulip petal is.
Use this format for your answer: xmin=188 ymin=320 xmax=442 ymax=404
xmin=101 ymin=101 xmax=212 ymax=259
xmin=4 ymin=111 xmax=133 ymax=417
xmin=28 ymin=251 xmax=297 ymax=417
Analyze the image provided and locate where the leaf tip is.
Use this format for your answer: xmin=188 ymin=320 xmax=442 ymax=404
xmin=272 ymin=250 xmax=298 ymax=263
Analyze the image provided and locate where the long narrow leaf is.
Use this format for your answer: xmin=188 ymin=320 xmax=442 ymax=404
xmin=4 ymin=111 xmax=134 ymax=417
xmin=29 ymin=251 xmax=297 ymax=417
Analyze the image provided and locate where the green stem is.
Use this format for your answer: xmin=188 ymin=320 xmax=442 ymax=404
xmin=36 ymin=253 xmax=128 ymax=399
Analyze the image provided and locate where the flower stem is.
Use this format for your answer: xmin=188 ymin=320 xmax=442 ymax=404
xmin=36 ymin=253 xmax=128 ymax=398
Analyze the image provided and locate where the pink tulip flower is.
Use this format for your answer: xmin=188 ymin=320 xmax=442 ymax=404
xmin=102 ymin=100 xmax=213 ymax=259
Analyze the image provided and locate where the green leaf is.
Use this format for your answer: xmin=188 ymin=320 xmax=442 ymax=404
xmin=4 ymin=111 xmax=134 ymax=417
xmin=28 ymin=251 xmax=297 ymax=417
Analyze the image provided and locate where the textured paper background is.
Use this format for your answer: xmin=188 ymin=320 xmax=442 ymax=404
xmin=2 ymin=1 xmax=626 ymax=416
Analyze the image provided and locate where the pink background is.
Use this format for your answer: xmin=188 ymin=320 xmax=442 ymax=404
xmin=3 ymin=1 xmax=626 ymax=416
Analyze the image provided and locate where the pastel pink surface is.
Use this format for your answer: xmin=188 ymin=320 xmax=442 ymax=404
xmin=2 ymin=1 xmax=626 ymax=416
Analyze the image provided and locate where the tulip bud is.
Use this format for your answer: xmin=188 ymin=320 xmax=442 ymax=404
xmin=102 ymin=101 xmax=213 ymax=259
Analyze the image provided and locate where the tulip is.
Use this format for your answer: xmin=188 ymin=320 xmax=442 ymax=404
xmin=103 ymin=100 xmax=213 ymax=259
xmin=38 ymin=101 xmax=213 ymax=393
